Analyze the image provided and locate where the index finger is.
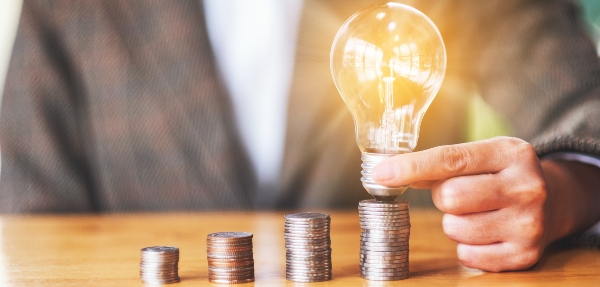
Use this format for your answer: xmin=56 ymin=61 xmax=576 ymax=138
xmin=372 ymin=137 xmax=523 ymax=187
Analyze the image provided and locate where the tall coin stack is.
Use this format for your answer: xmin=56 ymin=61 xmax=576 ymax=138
xmin=140 ymin=246 xmax=180 ymax=284
xmin=206 ymin=232 xmax=255 ymax=284
xmin=284 ymin=212 xmax=332 ymax=282
xmin=359 ymin=199 xmax=410 ymax=280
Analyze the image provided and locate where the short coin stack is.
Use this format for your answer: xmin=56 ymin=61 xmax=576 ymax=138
xmin=284 ymin=212 xmax=332 ymax=282
xmin=206 ymin=232 xmax=255 ymax=284
xmin=140 ymin=246 xmax=180 ymax=284
xmin=359 ymin=199 xmax=410 ymax=280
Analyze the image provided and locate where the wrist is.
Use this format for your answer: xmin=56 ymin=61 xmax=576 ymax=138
xmin=540 ymin=160 xmax=600 ymax=245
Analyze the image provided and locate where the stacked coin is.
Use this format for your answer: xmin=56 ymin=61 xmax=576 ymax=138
xmin=140 ymin=246 xmax=180 ymax=284
xmin=284 ymin=212 xmax=332 ymax=282
xmin=359 ymin=199 xmax=410 ymax=280
xmin=206 ymin=232 xmax=255 ymax=284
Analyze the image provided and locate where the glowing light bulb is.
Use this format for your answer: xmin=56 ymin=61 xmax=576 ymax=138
xmin=330 ymin=3 xmax=446 ymax=200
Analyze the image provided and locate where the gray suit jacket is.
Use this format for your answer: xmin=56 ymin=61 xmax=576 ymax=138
xmin=1 ymin=0 xmax=600 ymax=213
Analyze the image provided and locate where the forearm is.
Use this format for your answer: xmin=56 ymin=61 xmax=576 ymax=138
xmin=542 ymin=160 xmax=600 ymax=245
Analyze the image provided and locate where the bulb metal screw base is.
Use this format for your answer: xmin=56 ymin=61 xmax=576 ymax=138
xmin=361 ymin=152 xmax=408 ymax=201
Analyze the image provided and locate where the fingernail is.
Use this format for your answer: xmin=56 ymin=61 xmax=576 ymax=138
xmin=372 ymin=163 xmax=398 ymax=182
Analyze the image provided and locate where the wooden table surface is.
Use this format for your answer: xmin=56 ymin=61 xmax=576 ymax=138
xmin=0 ymin=210 xmax=598 ymax=286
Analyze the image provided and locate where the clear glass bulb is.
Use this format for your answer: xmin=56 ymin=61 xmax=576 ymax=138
xmin=330 ymin=3 xmax=446 ymax=200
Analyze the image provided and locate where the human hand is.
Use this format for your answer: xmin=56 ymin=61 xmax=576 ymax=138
xmin=372 ymin=137 xmax=549 ymax=272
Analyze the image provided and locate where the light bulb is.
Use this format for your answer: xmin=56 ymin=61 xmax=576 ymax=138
xmin=330 ymin=3 xmax=446 ymax=201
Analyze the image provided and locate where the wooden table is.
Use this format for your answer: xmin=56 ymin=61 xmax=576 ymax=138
xmin=0 ymin=210 xmax=598 ymax=286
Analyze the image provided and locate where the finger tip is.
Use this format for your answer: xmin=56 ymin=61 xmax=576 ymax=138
xmin=372 ymin=163 xmax=397 ymax=183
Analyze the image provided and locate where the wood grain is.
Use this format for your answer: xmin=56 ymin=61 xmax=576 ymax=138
xmin=0 ymin=210 xmax=598 ymax=286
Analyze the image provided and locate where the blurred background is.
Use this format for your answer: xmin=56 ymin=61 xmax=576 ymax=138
xmin=0 ymin=0 xmax=598 ymax=183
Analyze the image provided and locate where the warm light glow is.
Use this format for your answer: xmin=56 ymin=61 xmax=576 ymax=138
xmin=331 ymin=2 xmax=446 ymax=198
xmin=331 ymin=3 xmax=446 ymax=153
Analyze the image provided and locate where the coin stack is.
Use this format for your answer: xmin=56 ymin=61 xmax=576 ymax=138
xmin=206 ymin=232 xmax=255 ymax=284
xmin=284 ymin=212 xmax=332 ymax=282
xmin=359 ymin=199 xmax=410 ymax=280
xmin=140 ymin=246 xmax=180 ymax=284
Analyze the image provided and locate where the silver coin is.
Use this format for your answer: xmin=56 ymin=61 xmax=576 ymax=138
xmin=140 ymin=278 xmax=181 ymax=284
xmin=208 ymin=232 xmax=253 ymax=239
xmin=360 ymin=259 xmax=408 ymax=265
xmin=284 ymin=239 xmax=331 ymax=245
xmin=286 ymin=259 xmax=332 ymax=265
xmin=286 ymin=273 xmax=332 ymax=278
xmin=285 ymin=212 xmax=330 ymax=221
xmin=284 ymin=226 xmax=330 ymax=231
xmin=208 ymin=276 xmax=255 ymax=281
xmin=359 ymin=224 xmax=411 ymax=230
xmin=140 ymin=273 xmax=179 ymax=277
xmin=207 ymin=241 xmax=253 ymax=246
xmin=208 ymin=262 xmax=254 ymax=268
xmin=285 ymin=220 xmax=330 ymax=224
xmin=284 ymin=232 xmax=330 ymax=236
xmin=359 ymin=211 xmax=410 ymax=216
xmin=360 ymin=235 xmax=410 ymax=241
xmin=360 ymin=265 xmax=410 ymax=271
xmin=360 ymin=270 xmax=410 ymax=277
xmin=360 ymin=253 xmax=409 ymax=259
xmin=208 ymin=275 xmax=255 ymax=280
xmin=208 ymin=272 xmax=255 ymax=278
xmin=286 ymin=266 xmax=331 ymax=271
xmin=284 ymin=231 xmax=330 ymax=236
xmin=360 ymin=261 xmax=409 ymax=268
xmin=362 ymin=228 xmax=410 ymax=234
xmin=284 ymin=222 xmax=330 ymax=227
xmin=361 ymin=245 xmax=409 ymax=251
xmin=286 ymin=257 xmax=332 ymax=264
xmin=360 ymin=219 xmax=410 ymax=224
xmin=360 ymin=219 xmax=409 ymax=223
xmin=207 ymin=250 xmax=252 ymax=256
xmin=359 ymin=199 xmax=409 ymax=206
xmin=361 ymin=241 xmax=409 ymax=247
xmin=209 ymin=264 xmax=255 ymax=271
xmin=359 ymin=219 xmax=410 ymax=225
xmin=209 ymin=278 xmax=255 ymax=284
xmin=286 ymin=277 xmax=331 ymax=283
xmin=360 ymin=268 xmax=409 ymax=275
xmin=286 ymin=249 xmax=331 ymax=255
xmin=285 ymin=261 xmax=331 ymax=270
xmin=359 ymin=205 xmax=409 ymax=210
xmin=207 ymin=245 xmax=253 ymax=251
xmin=286 ymin=254 xmax=332 ymax=260
xmin=141 ymin=246 xmax=179 ymax=253
xmin=360 ymin=221 xmax=410 ymax=226
xmin=209 ymin=274 xmax=255 ymax=280
xmin=286 ymin=272 xmax=332 ymax=278
xmin=284 ymin=228 xmax=331 ymax=233
xmin=360 ymin=238 xmax=409 ymax=244
xmin=139 ymin=266 xmax=178 ymax=270
xmin=285 ymin=243 xmax=331 ymax=249
xmin=360 ymin=256 xmax=409 ymax=262
xmin=141 ymin=252 xmax=179 ymax=259
xmin=359 ymin=209 xmax=409 ymax=213
xmin=360 ymin=274 xmax=409 ymax=281
xmin=286 ymin=267 xmax=332 ymax=273
xmin=140 ymin=274 xmax=179 ymax=280
xmin=360 ymin=226 xmax=410 ymax=231
xmin=286 ymin=261 xmax=331 ymax=267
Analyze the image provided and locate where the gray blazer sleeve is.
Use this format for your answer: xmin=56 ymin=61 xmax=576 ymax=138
xmin=470 ymin=0 xmax=600 ymax=157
